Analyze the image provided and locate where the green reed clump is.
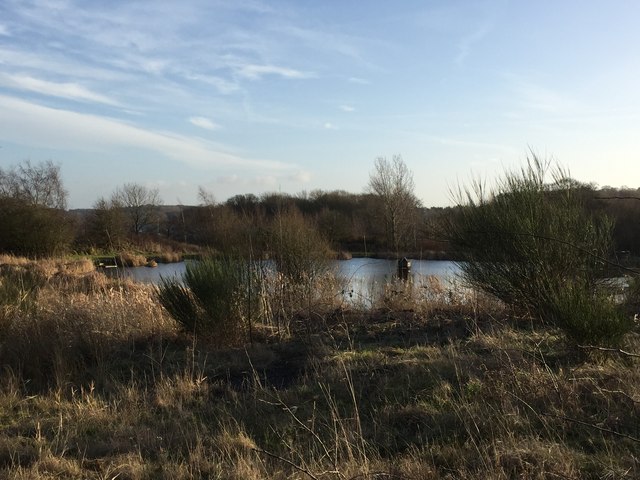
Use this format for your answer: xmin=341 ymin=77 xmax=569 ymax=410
xmin=157 ymin=256 xmax=262 ymax=345
xmin=443 ymin=156 xmax=633 ymax=345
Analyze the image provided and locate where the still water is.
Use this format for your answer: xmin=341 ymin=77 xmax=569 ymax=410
xmin=110 ymin=258 xmax=461 ymax=286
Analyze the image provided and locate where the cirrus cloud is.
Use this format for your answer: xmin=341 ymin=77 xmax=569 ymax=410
xmin=189 ymin=116 xmax=220 ymax=131
xmin=0 ymin=72 xmax=120 ymax=106
xmin=0 ymin=95 xmax=290 ymax=171
xmin=237 ymin=64 xmax=314 ymax=80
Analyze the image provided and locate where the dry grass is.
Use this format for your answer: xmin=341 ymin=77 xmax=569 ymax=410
xmin=117 ymin=236 xmax=202 ymax=265
xmin=0 ymin=254 xmax=95 ymax=277
xmin=0 ymin=254 xmax=30 ymax=266
xmin=0 ymin=259 xmax=638 ymax=479
xmin=153 ymin=251 xmax=183 ymax=263
xmin=117 ymin=251 xmax=149 ymax=267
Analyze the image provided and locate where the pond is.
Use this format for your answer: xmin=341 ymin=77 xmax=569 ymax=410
xmin=107 ymin=258 xmax=461 ymax=288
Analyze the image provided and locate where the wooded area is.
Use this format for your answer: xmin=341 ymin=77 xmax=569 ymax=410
xmin=1 ymin=160 xmax=639 ymax=260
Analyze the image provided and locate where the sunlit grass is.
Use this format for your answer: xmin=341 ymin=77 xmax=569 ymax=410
xmin=0 ymin=257 xmax=638 ymax=478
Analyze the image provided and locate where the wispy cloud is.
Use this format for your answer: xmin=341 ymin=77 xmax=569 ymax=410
xmin=0 ymin=95 xmax=290 ymax=171
xmin=0 ymin=47 xmax=133 ymax=82
xmin=185 ymin=73 xmax=240 ymax=95
xmin=237 ymin=64 xmax=313 ymax=80
xmin=324 ymin=122 xmax=336 ymax=129
xmin=276 ymin=24 xmax=368 ymax=63
xmin=0 ymin=23 xmax=10 ymax=36
xmin=189 ymin=116 xmax=220 ymax=131
xmin=455 ymin=23 xmax=492 ymax=66
xmin=0 ymin=72 xmax=120 ymax=106
xmin=339 ymin=105 xmax=355 ymax=112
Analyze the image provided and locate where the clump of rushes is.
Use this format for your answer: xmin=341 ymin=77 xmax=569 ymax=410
xmin=157 ymin=255 xmax=262 ymax=345
xmin=0 ymin=264 xmax=45 ymax=316
xmin=117 ymin=251 xmax=148 ymax=267
xmin=0 ymin=256 xmax=96 ymax=315
xmin=444 ymin=156 xmax=633 ymax=346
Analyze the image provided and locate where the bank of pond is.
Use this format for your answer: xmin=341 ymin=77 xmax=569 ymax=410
xmin=101 ymin=258 xmax=459 ymax=306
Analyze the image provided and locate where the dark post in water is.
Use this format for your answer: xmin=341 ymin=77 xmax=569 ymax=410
xmin=397 ymin=257 xmax=411 ymax=280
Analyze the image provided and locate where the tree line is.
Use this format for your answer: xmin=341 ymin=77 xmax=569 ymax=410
xmin=1 ymin=158 xmax=639 ymax=260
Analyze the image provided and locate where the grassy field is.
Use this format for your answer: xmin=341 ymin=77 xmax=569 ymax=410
xmin=0 ymin=255 xmax=638 ymax=479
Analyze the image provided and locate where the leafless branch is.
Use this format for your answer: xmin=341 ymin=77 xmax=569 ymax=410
xmin=542 ymin=412 xmax=640 ymax=443
xmin=466 ymin=229 xmax=640 ymax=276
xmin=252 ymin=447 xmax=323 ymax=480
xmin=577 ymin=345 xmax=640 ymax=358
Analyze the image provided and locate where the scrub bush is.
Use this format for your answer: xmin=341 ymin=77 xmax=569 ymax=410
xmin=157 ymin=256 xmax=262 ymax=345
xmin=443 ymin=157 xmax=633 ymax=345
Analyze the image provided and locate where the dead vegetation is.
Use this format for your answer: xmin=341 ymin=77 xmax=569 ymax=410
xmin=0 ymin=254 xmax=638 ymax=479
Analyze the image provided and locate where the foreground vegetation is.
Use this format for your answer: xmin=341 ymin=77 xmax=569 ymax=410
xmin=2 ymin=157 xmax=639 ymax=478
xmin=0 ymin=255 xmax=638 ymax=479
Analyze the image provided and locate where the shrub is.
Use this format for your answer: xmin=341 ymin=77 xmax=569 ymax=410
xmin=545 ymin=284 xmax=632 ymax=344
xmin=443 ymin=156 xmax=633 ymax=345
xmin=270 ymin=208 xmax=332 ymax=284
xmin=0 ymin=198 xmax=74 ymax=257
xmin=157 ymin=256 xmax=261 ymax=345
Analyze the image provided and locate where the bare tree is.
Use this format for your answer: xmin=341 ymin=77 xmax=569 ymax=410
xmin=197 ymin=186 xmax=216 ymax=206
xmin=0 ymin=160 xmax=67 ymax=209
xmin=113 ymin=183 xmax=163 ymax=235
xmin=368 ymin=155 xmax=421 ymax=256
xmin=0 ymin=160 xmax=73 ymax=255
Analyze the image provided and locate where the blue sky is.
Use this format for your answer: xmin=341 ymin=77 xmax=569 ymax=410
xmin=1 ymin=0 xmax=639 ymax=208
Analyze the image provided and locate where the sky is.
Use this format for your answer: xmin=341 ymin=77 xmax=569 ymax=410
xmin=1 ymin=0 xmax=639 ymax=209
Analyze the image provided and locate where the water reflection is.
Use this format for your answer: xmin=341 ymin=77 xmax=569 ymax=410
xmin=338 ymin=258 xmax=458 ymax=283
xmin=335 ymin=258 xmax=460 ymax=306
xmin=107 ymin=258 xmax=460 ymax=287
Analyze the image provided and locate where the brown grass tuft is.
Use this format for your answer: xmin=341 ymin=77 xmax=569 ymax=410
xmin=117 ymin=251 xmax=148 ymax=267
xmin=0 ymin=255 xmax=638 ymax=479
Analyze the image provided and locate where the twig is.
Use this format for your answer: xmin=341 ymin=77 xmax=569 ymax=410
xmin=507 ymin=391 xmax=640 ymax=443
xmin=258 ymin=387 xmax=342 ymax=476
xmin=508 ymin=391 xmax=640 ymax=444
xmin=271 ymin=396 xmax=335 ymax=468
xmin=347 ymin=473 xmax=404 ymax=480
xmin=577 ymin=345 xmax=640 ymax=358
xmin=599 ymin=389 xmax=640 ymax=404
xmin=542 ymin=412 xmax=640 ymax=443
xmin=504 ymin=391 xmax=568 ymax=444
xmin=252 ymin=447 xmax=322 ymax=480
xmin=469 ymin=230 xmax=640 ymax=276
